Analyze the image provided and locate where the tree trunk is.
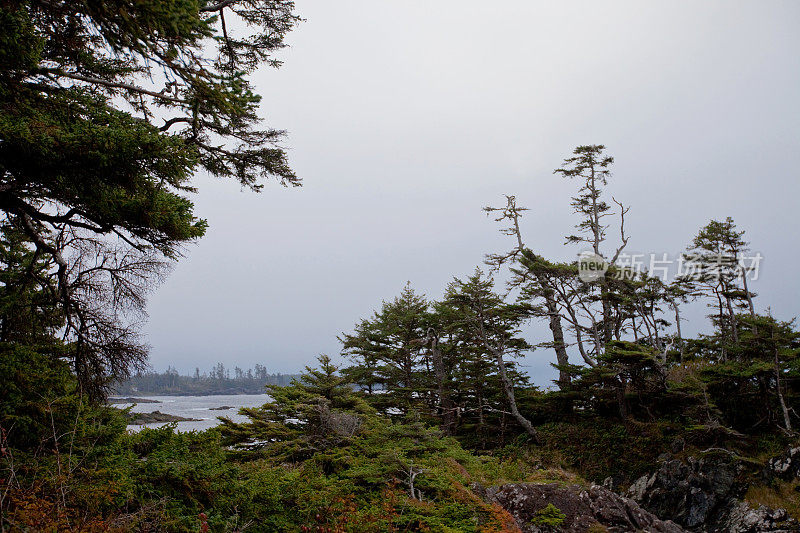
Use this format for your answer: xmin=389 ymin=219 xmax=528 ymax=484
xmin=601 ymin=282 xmax=614 ymax=346
xmin=616 ymin=376 xmax=628 ymax=419
xmin=741 ymin=268 xmax=756 ymax=319
xmin=774 ymin=346 xmax=792 ymax=432
xmin=475 ymin=317 xmax=539 ymax=441
xmin=427 ymin=329 xmax=455 ymax=435
xmin=724 ymin=291 xmax=739 ymax=343
xmin=493 ymin=350 xmax=539 ymax=441
xmin=716 ymin=290 xmax=727 ymax=361
xmin=671 ymin=299 xmax=684 ymax=363
xmin=539 ymin=281 xmax=571 ymax=389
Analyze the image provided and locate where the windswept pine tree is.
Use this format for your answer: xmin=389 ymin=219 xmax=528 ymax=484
xmin=486 ymin=146 xmax=633 ymax=383
xmin=679 ymin=217 xmax=758 ymax=359
xmin=339 ymin=273 xmax=539 ymax=446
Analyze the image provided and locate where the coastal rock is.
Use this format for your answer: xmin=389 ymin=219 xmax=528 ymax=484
xmin=477 ymin=482 xmax=685 ymax=532
xmin=627 ymin=456 xmax=799 ymax=532
xmin=626 ymin=457 xmax=739 ymax=528
xmin=108 ymin=397 xmax=160 ymax=404
xmin=127 ymin=410 xmax=200 ymax=425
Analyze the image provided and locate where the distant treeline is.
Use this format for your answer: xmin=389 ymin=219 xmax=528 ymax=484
xmin=113 ymin=363 xmax=301 ymax=396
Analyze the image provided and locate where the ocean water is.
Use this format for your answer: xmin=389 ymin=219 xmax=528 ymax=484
xmin=113 ymin=394 xmax=270 ymax=432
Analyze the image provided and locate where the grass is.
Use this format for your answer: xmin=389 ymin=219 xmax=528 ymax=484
xmin=745 ymin=479 xmax=800 ymax=519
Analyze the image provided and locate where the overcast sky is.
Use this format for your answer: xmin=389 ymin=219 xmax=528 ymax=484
xmin=144 ymin=1 xmax=800 ymax=383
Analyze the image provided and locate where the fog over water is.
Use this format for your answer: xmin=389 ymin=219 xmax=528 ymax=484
xmin=143 ymin=1 xmax=800 ymax=385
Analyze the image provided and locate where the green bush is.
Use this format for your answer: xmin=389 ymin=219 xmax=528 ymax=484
xmin=531 ymin=503 xmax=566 ymax=527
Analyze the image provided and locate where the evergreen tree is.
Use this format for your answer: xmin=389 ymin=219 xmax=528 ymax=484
xmin=573 ymin=341 xmax=666 ymax=420
xmin=485 ymin=147 xmax=639 ymax=387
xmin=554 ymin=145 xmax=631 ymax=350
xmin=0 ymin=0 xmax=300 ymax=395
xmin=0 ymin=223 xmax=61 ymax=343
xmin=484 ymin=196 xmax=574 ymax=387
xmin=554 ymin=145 xmax=616 ymax=256
xmin=680 ymin=217 xmax=756 ymax=358
xmin=699 ymin=314 xmax=799 ymax=433
xmin=441 ymin=269 xmax=537 ymax=441
xmin=340 ymin=284 xmax=429 ymax=415
xmin=219 ymin=355 xmax=371 ymax=460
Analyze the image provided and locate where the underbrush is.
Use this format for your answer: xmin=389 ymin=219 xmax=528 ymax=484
xmin=745 ymin=479 xmax=800 ymax=519
xmin=532 ymin=419 xmax=675 ymax=483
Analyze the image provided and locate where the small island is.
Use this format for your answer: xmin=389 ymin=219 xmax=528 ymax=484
xmin=108 ymin=397 xmax=161 ymax=405
xmin=126 ymin=411 xmax=201 ymax=425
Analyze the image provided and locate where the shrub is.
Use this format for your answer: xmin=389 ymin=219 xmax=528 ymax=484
xmin=531 ymin=503 xmax=566 ymax=527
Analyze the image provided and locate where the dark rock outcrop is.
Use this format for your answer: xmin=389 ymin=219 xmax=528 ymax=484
xmin=476 ymin=482 xmax=686 ymax=532
xmin=626 ymin=457 xmax=739 ymax=529
xmin=627 ymin=456 xmax=799 ymax=532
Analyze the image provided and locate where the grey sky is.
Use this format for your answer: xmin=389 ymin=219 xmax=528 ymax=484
xmin=144 ymin=1 xmax=800 ymax=383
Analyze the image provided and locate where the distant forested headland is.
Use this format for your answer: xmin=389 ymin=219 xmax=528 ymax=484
xmin=114 ymin=364 xmax=301 ymax=396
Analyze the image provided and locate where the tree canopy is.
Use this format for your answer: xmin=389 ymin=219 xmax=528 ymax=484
xmin=0 ymin=0 xmax=301 ymax=394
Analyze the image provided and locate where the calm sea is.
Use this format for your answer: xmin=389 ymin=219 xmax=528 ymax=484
xmin=112 ymin=394 xmax=270 ymax=432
